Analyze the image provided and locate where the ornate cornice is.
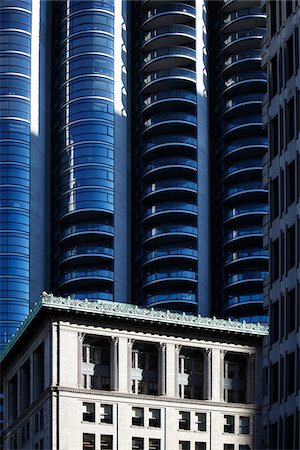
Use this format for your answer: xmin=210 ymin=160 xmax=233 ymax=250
xmin=0 ymin=292 xmax=268 ymax=361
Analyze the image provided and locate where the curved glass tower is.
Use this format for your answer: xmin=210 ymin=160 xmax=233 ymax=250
xmin=132 ymin=0 xmax=209 ymax=314
xmin=209 ymin=0 xmax=268 ymax=322
xmin=0 ymin=1 xmax=32 ymax=345
xmin=51 ymin=0 xmax=116 ymax=301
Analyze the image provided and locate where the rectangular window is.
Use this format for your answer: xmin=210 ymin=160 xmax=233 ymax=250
xmin=239 ymin=417 xmax=250 ymax=434
xmin=284 ymin=414 xmax=295 ymax=449
xmin=149 ymin=439 xmax=160 ymax=450
xmin=100 ymin=404 xmax=113 ymax=424
xmin=286 ymin=352 xmax=295 ymax=395
xmin=270 ymin=115 xmax=279 ymax=159
xmin=269 ymin=421 xmax=278 ymax=449
xmin=286 ymin=0 xmax=293 ymax=17
xmin=286 ymin=96 xmax=295 ymax=143
xmin=179 ymin=411 xmax=190 ymax=430
xmin=195 ymin=444 xmax=206 ymax=450
xmin=286 ymin=35 xmax=294 ymax=80
xmin=224 ymin=415 xmax=235 ymax=433
xmin=149 ymin=408 xmax=161 ymax=428
xmin=271 ymin=238 xmax=279 ymax=280
xmin=280 ymin=231 xmax=285 ymax=277
xmin=90 ymin=346 xmax=99 ymax=363
xmin=280 ymin=356 xmax=284 ymax=400
xmin=270 ymin=0 xmax=277 ymax=37
xmin=179 ymin=442 xmax=190 ymax=450
xmin=270 ymin=301 xmax=279 ymax=343
xmin=287 ymin=160 xmax=296 ymax=205
xmin=101 ymin=435 xmax=113 ymax=450
xmin=83 ymin=402 xmax=95 ymax=422
xmin=132 ymin=437 xmax=144 ymax=450
xmin=270 ymin=54 xmax=278 ymax=97
xmin=270 ymin=176 xmax=279 ymax=219
xmin=224 ymin=445 xmax=234 ymax=450
xmin=239 ymin=446 xmax=250 ymax=450
xmin=271 ymin=362 xmax=279 ymax=403
xmin=286 ymin=289 xmax=296 ymax=332
xmin=280 ymin=294 xmax=285 ymax=339
xmin=287 ymin=224 xmax=295 ymax=269
xmin=101 ymin=376 xmax=110 ymax=390
xmin=83 ymin=433 xmax=95 ymax=450
xmin=132 ymin=407 xmax=144 ymax=427
xmin=196 ymin=413 xmax=206 ymax=431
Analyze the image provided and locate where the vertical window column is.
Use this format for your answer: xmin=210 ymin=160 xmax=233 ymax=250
xmin=159 ymin=343 xmax=166 ymax=395
xmin=246 ymin=354 xmax=255 ymax=403
xmin=204 ymin=348 xmax=212 ymax=400
xmin=175 ymin=345 xmax=181 ymax=397
xmin=127 ymin=339 xmax=134 ymax=393
xmin=110 ymin=337 xmax=119 ymax=391
xmin=78 ymin=333 xmax=85 ymax=388
xmin=220 ymin=350 xmax=226 ymax=402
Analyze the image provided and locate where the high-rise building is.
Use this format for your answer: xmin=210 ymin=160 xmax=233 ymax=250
xmin=261 ymin=1 xmax=300 ymax=449
xmin=209 ymin=1 xmax=268 ymax=323
xmin=0 ymin=0 xmax=268 ymax=351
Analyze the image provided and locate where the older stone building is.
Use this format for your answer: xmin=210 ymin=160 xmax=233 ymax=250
xmin=1 ymin=294 xmax=267 ymax=450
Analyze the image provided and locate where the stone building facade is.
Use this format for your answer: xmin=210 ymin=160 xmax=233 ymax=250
xmin=1 ymin=294 xmax=267 ymax=450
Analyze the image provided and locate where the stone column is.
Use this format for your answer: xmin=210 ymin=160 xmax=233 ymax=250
xmin=30 ymin=352 xmax=34 ymax=402
xmin=110 ymin=337 xmax=119 ymax=391
xmin=174 ymin=344 xmax=181 ymax=397
xmin=246 ymin=353 xmax=255 ymax=403
xmin=159 ymin=343 xmax=166 ymax=395
xmin=78 ymin=333 xmax=85 ymax=387
xmin=166 ymin=343 xmax=176 ymax=397
xmin=204 ymin=348 xmax=212 ymax=400
xmin=127 ymin=339 xmax=134 ymax=393
xmin=219 ymin=349 xmax=226 ymax=402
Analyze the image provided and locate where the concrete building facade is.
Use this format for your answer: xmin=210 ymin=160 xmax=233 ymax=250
xmin=1 ymin=294 xmax=267 ymax=450
xmin=261 ymin=0 xmax=300 ymax=448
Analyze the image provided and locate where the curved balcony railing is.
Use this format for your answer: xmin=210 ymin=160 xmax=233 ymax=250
xmin=144 ymin=134 xmax=197 ymax=151
xmin=142 ymin=25 xmax=196 ymax=46
xmin=224 ymin=50 xmax=261 ymax=68
xmin=224 ymin=227 xmax=263 ymax=242
xmin=143 ymin=112 xmax=196 ymax=129
xmin=143 ymin=247 xmax=197 ymax=263
xmin=225 ymin=93 xmax=263 ymax=109
xmin=60 ymin=269 xmax=114 ymax=283
xmin=222 ymin=137 xmax=267 ymax=156
xmin=237 ymin=315 xmax=268 ymax=324
xmin=143 ymin=90 xmax=196 ymax=108
xmin=143 ymin=46 xmax=196 ymax=65
xmin=224 ymin=293 xmax=264 ymax=309
xmin=224 ymin=271 xmax=268 ymax=286
xmin=145 ymin=292 xmax=197 ymax=306
xmin=142 ymin=157 xmax=197 ymax=175
xmin=223 ymin=28 xmax=266 ymax=47
xmin=223 ymin=160 xmax=262 ymax=176
xmin=224 ymin=182 xmax=263 ymax=197
xmin=143 ymin=68 xmax=196 ymax=86
xmin=60 ymin=246 xmax=114 ymax=260
xmin=143 ymin=202 xmax=197 ymax=219
xmin=143 ymin=4 xmax=196 ymax=22
xmin=143 ymin=179 xmax=197 ymax=195
xmin=223 ymin=115 xmax=262 ymax=132
xmin=143 ymin=270 xmax=197 ymax=284
xmin=59 ymin=223 xmax=114 ymax=240
xmin=224 ymin=249 xmax=268 ymax=263
xmin=223 ymin=7 xmax=265 ymax=25
xmin=67 ymin=292 xmax=113 ymax=301
xmin=224 ymin=204 xmax=268 ymax=220
xmin=143 ymin=225 xmax=198 ymax=240
xmin=224 ymin=71 xmax=267 ymax=89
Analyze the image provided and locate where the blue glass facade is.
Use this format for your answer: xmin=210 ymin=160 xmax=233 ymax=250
xmin=51 ymin=0 xmax=115 ymax=301
xmin=209 ymin=0 xmax=268 ymax=322
xmin=0 ymin=0 xmax=32 ymax=348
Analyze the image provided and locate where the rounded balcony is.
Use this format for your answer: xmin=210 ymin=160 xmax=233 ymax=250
xmin=223 ymin=249 xmax=268 ymax=267
xmin=142 ymin=46 xmax=196 ymax=73
xmin=142 ymin=112 xmax=197 ymax=136
xmin=222 ymin=163 xmax=262 ymax=181
xmin=222 ymin=50 xmax=262 ymax=75
xmin=221 ymin=29 xmax=266 ymax=54
xmin=222 ymin=115 xmax=262 ymax=139
xmin=59 ymin=245 xmax=114 ymax=266
xmin=142 ymin=201 xmax=197 ymax=222
xmin=222 ymin=8 xmax=266 ymax=33
xmin=223 ymin=227 xmax=263 ymax=246
xmin=59 ymin=268 xmax=114 ymax=288
xmin=223 ymin=204 xmax=268 ymax=224
xmin=223 ymin=293 xmax=264 ymax=313
xmin=141 ymin=269 xmax=197 ymax=288
xmin=222 ymin=71 xmax=267 ymax=97
xmin=141 ymin=68 xmax=196 ymax=95
xmin=221 ymin=138 xmax=267 ymax=160
xmin=220 ymin=0 xmax=260 ymax=14
xmin=142 ymin=89 xmax=196 ymax=115
xmin=222 ymin=183 xmax=266 ymax=204
xmin=65 ymin=291 xmax=113 ymax=302
xmin=58 ymin=223 xmax=114 ymax=244
xmin=141 ymin=156 xmax=197 ymax=179
xmin=142 ymin=224 xmax=197 ymax=245
xmin=142 ymin=134 xmax=197 ymax=157
xmin=142 ymin=247 xmax=197 ymax=266
xmin=142 ymin=3 xmax=196 ymax=30
xmin=144 ymin=291 xmax=197 ymax=310
xmin=142 ymin=179 xmax=197 ymax=201
xmin=223 ymin=270 xmax=267 ymax=290
xmin=141 ymin=25 xmax=196 ymax=52
xmin=221 ymin=93 xmax=263 ymax=118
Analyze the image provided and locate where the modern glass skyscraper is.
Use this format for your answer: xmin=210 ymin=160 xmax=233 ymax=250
xmin=0 ymin=0 xmax=268 ymax=351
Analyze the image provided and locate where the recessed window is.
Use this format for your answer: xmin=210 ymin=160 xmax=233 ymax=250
xmin=286 ymin=289 xmax=296 ymax=332
xmin=179 ymin=411 xmax=190 ymax=430
xmin=149 ymin=408 xmax=160 ymax=428
xmin=179 ymin=442 xmax=190 ymax=450
xmin=287 ymin=225 xmax=295 ymax=269
xmin=286 ymin=97 xmax=295 ymax=143
xmin=286 ymin=160 xmax=296 ymax=205
xmin=132 ymin=437 xmax=144 ymax=450
xmin=286 ymin=36 xmax=294 ymax=80
xmin=101 ymin=435 xmax=113 ymax=450
xmin=224 ymin=445 xmax=234 ymax=450
xmin=224 ymin=415 xmax=235 ymax=433
xmin=286 ymin=352 xmax=295 ymax=395
xmin=196 ymin=413 xmax=206 ymax=431
xmin=270 ymin=176 xmax=279 ymax=219
xmin=149 ymin=439 xmax=160 ymax=450
xmin=270 ymin=301 xmax=279 ymax=343
xmin=132 ymin=407 xmax=144 ymax=426
xmin=270 ymin=0 xmax=277 ymax=37
xmin=83 ymin=402 xmax=95 ymax=422
xmin=239 ymin=446 xmax=250 ymax=450
xmin=271 ymin=238 xmax=279 ymax=281
xmin=270 ymin=55 xmax=278 ymax=97
xmin=195 ymin=443 xmax=206 ymax=450
xmin=239 ymin=416 xmax=250 ymax=434
xmin=100 ymin=404 xmax=113 ymax=424
xmin=271 ymin=362 xmax=279 ymax=403
xmin=83 ymin=433 xmax=95 ymax=450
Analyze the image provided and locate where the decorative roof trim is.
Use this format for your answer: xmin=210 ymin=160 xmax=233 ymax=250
xmin=0 ymin=293 xmax=268 ymax=361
